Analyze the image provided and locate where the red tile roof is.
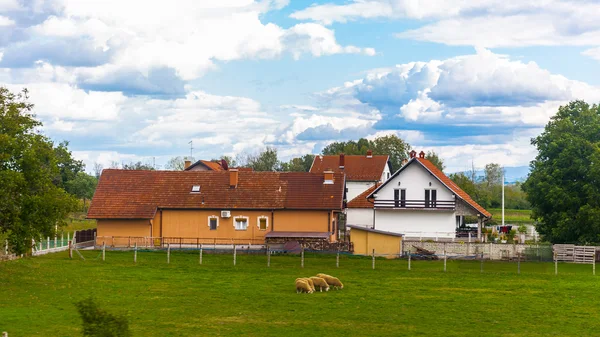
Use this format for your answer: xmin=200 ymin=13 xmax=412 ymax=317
xmin=310 ymin=155 xmax=389 ymax=181
xmin=347 ymin=183 xmax=380 ymax=208
xmin=88 ymin=170 xmax=345 ymax=219
xmin=186 ymin=160 xmax=224 ymax=171
xmin=415 ymin=158 xmax=491 ymax=218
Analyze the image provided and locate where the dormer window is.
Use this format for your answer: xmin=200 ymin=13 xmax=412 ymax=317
xmin=191 ymin=185 xmax=201 ymax=193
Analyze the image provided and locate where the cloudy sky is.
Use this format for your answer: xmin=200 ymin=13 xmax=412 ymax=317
xmin=2 ymin=0 xmax=600 ymax=173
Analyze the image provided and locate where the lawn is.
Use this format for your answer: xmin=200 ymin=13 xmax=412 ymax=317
xmin=1 ymin=251 xmax=599 ymax=336
xmin=488 ymin=208 xmax=533 ymax=224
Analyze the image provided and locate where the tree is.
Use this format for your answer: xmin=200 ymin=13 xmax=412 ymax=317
xmin=243 ymin=147 xmax=280 ymax=171
xmin=122 ymin=161 xmax=155 ymax=170
xmin=281 ymin=154 xmax=315 ymax=172
xmin=484 ymin=163 xmax=503 ymax=187
xmin=425 ymin=150 xmax=445 ymax=172
xmin=448 ymin=172 xmax=478 ymax=197
xmin=66 ymin=172 xmax=98 ymax=211
xmin=0 ymin=87 xmax=78 ymax=254
xmin=371 ymin=135 xmax=411 ymax=171
xmin=93 ymin=162 xmax=103 ymax=179
xmin=523 ymin=101 xmax=600 ymax=243
xmin=53 ymin=140 xmax=85 ymax=189
xmin=165 ymin=156 xmax=194 ymax=171
xmin=321 ymin=135 xmax=411 ymax=171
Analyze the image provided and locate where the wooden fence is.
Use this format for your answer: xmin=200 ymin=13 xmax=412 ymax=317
xmin=554 ymin=244 xmax=598 ymax=263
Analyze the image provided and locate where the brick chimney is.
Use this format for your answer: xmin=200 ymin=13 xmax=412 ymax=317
xmin=229 ymin=169 xmax=239 ymax=188
xmin=339 ymin=153 xmax=345 ymax=169
xmin=409 ymin=150 xmax=417 ymax=158
xmin=401 ymin=158 xmax=408 ymax=166
xmin=419 ymin=151 xmax=425 ymax=158
xmin=366 ymin=149 xmax=373 ymax=158
xmin=323 ymin=168 xmax=334 ymax=185
xmin=184 ymin=160 xmax=192 ymax=169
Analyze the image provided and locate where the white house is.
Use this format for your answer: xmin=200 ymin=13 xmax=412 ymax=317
xmin=349 ymin=150 xmax=491 ymax=240
xmin=310 ymin=150 xmax=392 ymax=201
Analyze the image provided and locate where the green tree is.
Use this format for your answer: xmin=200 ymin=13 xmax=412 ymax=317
xmin=281 ymin=154 xmax=315 ymax=172
xmin=66 ymin=172 xmax=98 ymax=211
xmin=448 ymin=172 xmax=478 ymax=197
xmin=321 ymin=135 xmax=411 ymax=171
xmin=53 ymin=140 xmax=85 ymax=189
xmin=0 ymin=87 xmax=78 ymax=254
xmin=243 ymin=147 xmax=280 ymax=171
xmin=484 ymin=163 xmax=503 ymax=187
xmin=122 ymin=161 xmax=155 ymax=170
xmin=165 ymin=156 xmax=194 ymax=170
xmin=425 ymin=150 xmax=445 ymax=172
xmin=523 ymin=101 xmax=600 ymax=243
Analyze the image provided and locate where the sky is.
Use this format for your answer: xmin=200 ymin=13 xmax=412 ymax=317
xmin=2 ymin=0 xmax=600 ymax=173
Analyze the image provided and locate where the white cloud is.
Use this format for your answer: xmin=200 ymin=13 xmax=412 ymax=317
xmin=0 ymin=15 xmax=15 ymax=26
xmin=14 ymin=0 xmax=374 ymax=89
xmin=292 ymin=0 xmax=600 ymax=48
xmin=583 ymin=47 xmax=600 ymax=61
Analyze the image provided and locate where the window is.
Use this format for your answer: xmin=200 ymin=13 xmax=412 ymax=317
xmin=425 ymin=189 xmax=437 ymax=208
xmin=208 ymin=216 xmax=218 ymax=230
xmin=191 ymin=185 xmax=201 ymax=193
xmin=234 ymin=216 xmax=248 ymax=230
xmin=387 ymin=172 xmax=390 ymax=179
xmin=394 ymin=189 xmax=406 ymax=207
xmin=258 ymin=216 xmax=268 ymax=231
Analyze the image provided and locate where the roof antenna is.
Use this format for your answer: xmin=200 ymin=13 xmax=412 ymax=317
xmin=188 ymin=140 xmax=194 ymax=159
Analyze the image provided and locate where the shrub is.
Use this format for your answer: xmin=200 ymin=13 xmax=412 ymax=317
xmin=76 ymin=298 xmax=131 ymax=337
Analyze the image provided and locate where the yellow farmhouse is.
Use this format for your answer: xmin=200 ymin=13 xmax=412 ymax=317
xmin=88 ymin=168 xmax=345 ymax=247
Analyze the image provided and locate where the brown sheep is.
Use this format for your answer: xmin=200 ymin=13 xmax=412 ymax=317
xmin=309 ymin=276 xmax=329 ymax=292
xmin=316 ymin=274 xmax=344 ymax=290
xmin=295 ymin=279 xmax=313 ymax=293
xmin=295 ymin=277 xmax=316 ymax=292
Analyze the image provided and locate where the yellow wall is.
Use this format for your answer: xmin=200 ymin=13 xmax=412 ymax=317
xmin=96 ymin=209 xmax=338 ymax=245
xmin=96 ymin=219 xmax=151 ymax=246
xmin=351 ymin=228 xmax=402 ymax=258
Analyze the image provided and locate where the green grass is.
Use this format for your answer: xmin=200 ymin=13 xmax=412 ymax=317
xmin=1 ymin=251 xmax=599 ymax=336
xmin=489 ymin=208 xmax=533 ymax=224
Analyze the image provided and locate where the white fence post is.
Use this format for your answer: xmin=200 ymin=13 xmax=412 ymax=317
xmin=47 ymin=237 xmax=50 ymax=250
xmin=233 ymin=244 xmax=237 ymax=266
xmin=167 ymin=243 xmax=171 ymax=264
xmin=336 ymin=250 xmax=340 ymax=268
xmin=372 ymin=249 xmax=375 ymax=270
xmin=408 ymin=250 xmax=411 ymax=271
xmin=61 ymin=233 xmax=64 ymax=247
xmin=102 ymin=242 xmax=106 ymax=261
xmin=301 ymin=247 xmax=304 ymax=268
xmin=267 ymin=245 xmax=271 ymax=267
xmin=134 ymin=243 xmax=137 ymax=263
xmin=39 ymin=237 xmax=42 ymax=251
xmin=443 ymin=243 xmax=447 ymax=272
xmin=67 ymin=232 xmax=70 ymax=245
xmin=554 ymin=251 xmax=558 ymax=276
xmin=199 ymin=244 xmax=203 ymax=265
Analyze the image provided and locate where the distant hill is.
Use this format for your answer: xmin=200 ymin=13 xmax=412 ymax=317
xmin=449 ymin=166 xmax=530 ymax=184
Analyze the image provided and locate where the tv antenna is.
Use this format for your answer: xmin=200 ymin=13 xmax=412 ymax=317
xmin=189 ymin=140 xmax=194 ymax=159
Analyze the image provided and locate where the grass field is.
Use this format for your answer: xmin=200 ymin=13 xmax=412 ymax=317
xmin=488 ymin=208 xmax=533 ymax=224
xmin=2 ymin=251 xmax=599 ymax=336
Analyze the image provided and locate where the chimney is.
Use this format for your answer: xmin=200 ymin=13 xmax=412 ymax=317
xmin=323 ymin=168 xmax=334 ymax=185
xmin=366 ymin=149 xmax=373 ymax=158
xmin=401 ymin=158 xmax=408 ymax=166
xmin=221 ymin=159 xmax=229 ymax=171
xmin=184 ymin=160 xmax=192 ymax=169
xmin=419 ymin=151 xmax=425 ymax=159
xmin=409 ymin=150 xmax=417 ymax=158
xmin=229 ymin=169 xmax=239 ymax=188
xmin=339 ymin=153 xmax=345 ymax=169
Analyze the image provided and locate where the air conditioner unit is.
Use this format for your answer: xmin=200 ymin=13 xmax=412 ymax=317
xmin=221 ymin=210 xmax=231 ymax=218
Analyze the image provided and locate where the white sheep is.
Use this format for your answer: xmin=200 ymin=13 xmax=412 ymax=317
xmin=316 ymin=273 xmax=344 ymax=290
xmin=295 ymin=279 xmax=313 ymax=293
xmin=309 ymin=276 xmax=329 ymax=292
xmin=295 ymin=277 xmax=316 ymax=292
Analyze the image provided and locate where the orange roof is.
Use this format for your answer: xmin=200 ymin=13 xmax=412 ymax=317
xmin=186 ymin=160 xmax=224 ymax=171
xmin=88 ymin=170 xmax=345 ymax=219
xmin=310 ymin=155 xmax=389 ymax=181
xmin=347 ymin=183 xmax=380 ymax=208
xmin=415 ymin=158 xmax=491 ymax=218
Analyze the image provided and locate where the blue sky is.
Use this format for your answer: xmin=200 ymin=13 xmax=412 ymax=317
xmin=1 ymin=0 xmax=600 ymax=173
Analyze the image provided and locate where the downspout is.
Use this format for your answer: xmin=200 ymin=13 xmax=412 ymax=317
xmin=271 ymin=210 xmax=274 ymax=232
xmin=159 ymin=209 xmax=163 ymax=238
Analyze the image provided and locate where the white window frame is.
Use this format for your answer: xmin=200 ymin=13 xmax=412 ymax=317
xmin=234 ymin=216 xmax=249 ymax=231
xmin=208 ymin=216 xmax=219 ymax=230
xmin=257 ymin=216 xmax=269 ymax=231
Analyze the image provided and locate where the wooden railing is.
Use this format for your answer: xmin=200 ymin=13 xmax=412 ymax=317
xmin=95 ymin=236 xmax=265 ymax=248
xmin=374 ymin=199 xmax=455 ymax=209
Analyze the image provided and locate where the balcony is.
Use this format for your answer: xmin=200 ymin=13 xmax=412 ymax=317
xmin=373 ymin=199 xmax=455 ymax=210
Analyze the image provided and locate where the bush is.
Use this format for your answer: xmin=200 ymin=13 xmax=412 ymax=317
xmin=76 ymin=298 xmax=131 ymax=337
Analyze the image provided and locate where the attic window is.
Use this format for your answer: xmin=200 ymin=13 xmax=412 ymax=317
xmin=191 ymin=185 xmax=201 ymax=193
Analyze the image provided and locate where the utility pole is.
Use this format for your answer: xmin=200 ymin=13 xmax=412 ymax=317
xmin=502 ymin=167 xmax=505 ymax=228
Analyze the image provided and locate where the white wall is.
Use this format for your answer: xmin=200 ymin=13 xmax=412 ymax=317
xmin=380 ymin=163 xmax=391 ymax=183
xmin=374 ymin=209 xmax=456 ymax=238
xmin=347 ymin=181 xmax=376 ymax=201
xmin=346 ymin=208 xmax=374 ymax=228
xmin=375 ymin=162 xmax=454 ymax=202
